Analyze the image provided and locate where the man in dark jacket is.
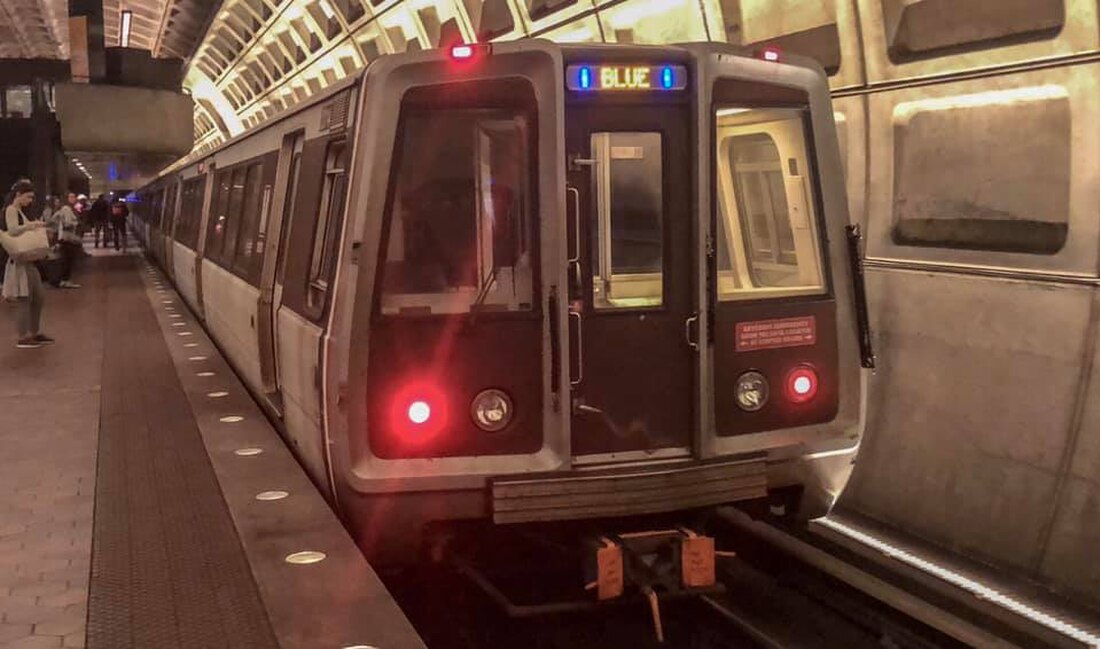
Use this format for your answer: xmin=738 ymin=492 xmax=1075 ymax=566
xmin=88 ymin=194 xmax=108 ymax=248
xmin=110 ymin=199 xmax=129 ymax=251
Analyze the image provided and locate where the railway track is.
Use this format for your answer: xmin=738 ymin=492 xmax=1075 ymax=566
xmin=377 ymin=505 xmax=1084 ymax=648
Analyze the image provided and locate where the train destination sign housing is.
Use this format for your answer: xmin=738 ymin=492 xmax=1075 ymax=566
xmin=566 ymin=64 xmax=688 ymax=92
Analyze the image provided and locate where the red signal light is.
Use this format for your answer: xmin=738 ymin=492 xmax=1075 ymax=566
xmin=390 ymin=382 xmax=448 ymax=443
xmin=450 ymin=43 xmax=491 ymax=62
xmin=786 ymin=366 xmax=818 ymax=403
xmin=760 ymin=47 xmax=780 ymax=62
xmin=407 ymin=400 xmax=431 ymax=425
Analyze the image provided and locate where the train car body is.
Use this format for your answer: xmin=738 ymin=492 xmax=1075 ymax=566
xmin=134 ymin=40 xmax=866 ymax=563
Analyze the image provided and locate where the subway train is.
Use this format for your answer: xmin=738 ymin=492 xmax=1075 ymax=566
xmin=133 ymin=40 xmax=869 ymax=563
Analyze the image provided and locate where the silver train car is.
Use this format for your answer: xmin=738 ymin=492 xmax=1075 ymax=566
xmin=133 ymin=40 xmax=867 ymax=563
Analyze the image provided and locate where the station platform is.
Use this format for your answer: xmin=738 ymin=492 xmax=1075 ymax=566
xmin=0 ymin=251 xmax=425 ymax=649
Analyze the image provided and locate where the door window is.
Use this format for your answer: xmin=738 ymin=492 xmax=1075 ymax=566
xmin=306 ymin=141 xmax=348 ymax=316
xmin=276 ymin=142 xmax=302 ymax=284
xmin=715 ymin=107 xmax=825 ymax=300
xmin=590 ymin=131 xmax=663 ymax=309
xmin=234 ymin=163 xmax=266 ymax=281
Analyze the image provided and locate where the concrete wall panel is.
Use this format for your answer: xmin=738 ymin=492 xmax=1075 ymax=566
xmin=856 ymin=0 xmax=1098 ymax=83
xmin=845 ymin=269 xmax=1092 ymax=568
xmin=1037 ymin=323 xmax=1100 ymax=605
xmin=863 ymin=63 xmax=1100 ymax=276
xmin=1039 ymin=477 xmax=1100 ymax=605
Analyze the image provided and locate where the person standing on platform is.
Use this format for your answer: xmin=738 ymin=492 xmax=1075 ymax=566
xmin=110 ymin=199 xmax=128 ymax=251
xmin=2 ymin=180 xmax=53 ymax=349
xmin=49 ymin=192 xmax=82 ymax=288
xmin=88 ymin=194 xmax=108 ymax=248
xmin=74 ymin=195 xmax=87 ymax=236
xmin=40 ymin=196 xmax=55 ymax=221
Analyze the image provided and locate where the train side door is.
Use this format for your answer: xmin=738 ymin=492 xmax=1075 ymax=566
xmin=194 ymin=164 xmax=214 ymax=318
xmin=565 ymin=104 xmax=696 ymax=460
xmin=257 ymin=131 xmax=304 ymax=415
xmin=164 ymin=182 xmax=177 ymax=273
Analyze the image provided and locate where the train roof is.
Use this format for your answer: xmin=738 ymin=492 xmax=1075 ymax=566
xmin=146 ymin=39 xmax=824 ymax=190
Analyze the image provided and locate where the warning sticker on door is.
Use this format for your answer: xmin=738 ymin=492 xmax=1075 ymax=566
xmin=735 ymin=316 xmax=816 ymax=352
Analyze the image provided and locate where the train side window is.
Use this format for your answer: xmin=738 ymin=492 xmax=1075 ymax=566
xmin=590 ymin=132 xmax=664 ymax=310
xmin=207 ymin=170 xmax=232 ymax=259
xmin=175 ymin=183 xmax=187 ymax=244
xmin=379 ymin=106 xmax=533 ymax=316
xmin=220 ymin=166 xmax=248 ymax=268
xmin=234 ymin=163 xmax=265 ymax=281
xmin=715 ymin=107 xmax=825 ymax=301
xmin=305 ymin=141 xmax=348 ymax=317
xmin=182 ymin=176 xmax=205 ymax=250
xmin=153 ymin=190 xmax=164 ymax=230
xmin=161 ymin=185 xmax=173 ymax=233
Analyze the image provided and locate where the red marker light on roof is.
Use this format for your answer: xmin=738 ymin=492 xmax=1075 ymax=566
xmin=761 ymin=47 xmax=780 ymax=62
xmin=786 ymin=366 xmax=818 ymax=403
xmin=449 ymin=43 xmax=490 ymax=62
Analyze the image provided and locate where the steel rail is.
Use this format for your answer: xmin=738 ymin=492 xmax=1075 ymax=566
xmin=716 ymin=507 xmax=1021 ymax=648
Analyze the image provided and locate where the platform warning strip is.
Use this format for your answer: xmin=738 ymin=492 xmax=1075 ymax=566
xmin=86 ymin=256 xmax=279 ymax=648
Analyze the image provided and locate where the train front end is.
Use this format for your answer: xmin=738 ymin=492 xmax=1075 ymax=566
xmin=328 ymin=40 xmax=867 ymax=562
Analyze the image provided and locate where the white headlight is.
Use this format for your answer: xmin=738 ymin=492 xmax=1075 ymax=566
xmin=735 ymin=371 xmax=769 ymax=412
xmin=471 ymin=389 xmax=513 ymax=432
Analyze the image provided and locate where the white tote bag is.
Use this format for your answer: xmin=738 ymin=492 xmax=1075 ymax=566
xmin=0 ymin=228 xmax=51 ymax=262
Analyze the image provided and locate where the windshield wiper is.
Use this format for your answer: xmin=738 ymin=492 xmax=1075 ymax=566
xmin=467 ymin=266 xmax=499 ymax=327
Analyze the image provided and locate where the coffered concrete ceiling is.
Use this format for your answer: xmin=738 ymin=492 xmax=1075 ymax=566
xmin=0 ymin=0 xmax=219 ymax=60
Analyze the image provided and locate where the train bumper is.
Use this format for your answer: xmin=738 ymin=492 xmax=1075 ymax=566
xmin=767 ymin=444 xmax=860 ymax=520
xmin=490 ymin=456 xmax=767 ymax=524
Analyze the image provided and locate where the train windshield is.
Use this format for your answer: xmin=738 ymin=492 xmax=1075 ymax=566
xmin=380 ymin=107 xmax=534 ymax=316
xmin=714 ymin=107 xmax=825 ymax=300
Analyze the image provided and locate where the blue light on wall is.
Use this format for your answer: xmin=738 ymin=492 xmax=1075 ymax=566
xmin=108 ymin=161 xmax=119 ymax=182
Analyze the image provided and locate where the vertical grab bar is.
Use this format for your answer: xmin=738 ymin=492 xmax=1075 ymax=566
xmin=549 ymin=287 xmax=561 ymax=405
xmin=566 ymin=186 xmax=582 ymax=291
xmin=569 ymin=310 xmax=583 ymax=386
xmin=566 ymin=186 xmax=581 ymax=264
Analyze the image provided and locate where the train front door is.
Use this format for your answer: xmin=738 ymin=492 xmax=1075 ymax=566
xmin=565 ymin=104 xmax=696 ymax=460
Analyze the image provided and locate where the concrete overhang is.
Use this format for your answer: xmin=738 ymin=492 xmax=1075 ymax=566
xmin=55 ymin=82 xmax=194 ymax=156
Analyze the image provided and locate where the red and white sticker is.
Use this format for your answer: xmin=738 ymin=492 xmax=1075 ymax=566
xmin=735 ymin=316 xmax=816 ymax=352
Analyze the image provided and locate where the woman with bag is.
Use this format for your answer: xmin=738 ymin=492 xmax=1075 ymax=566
xmin=47 ymin=193 xmax=82 ymax=288
xmin=2 ymin=180 xmax=53 ymax=349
